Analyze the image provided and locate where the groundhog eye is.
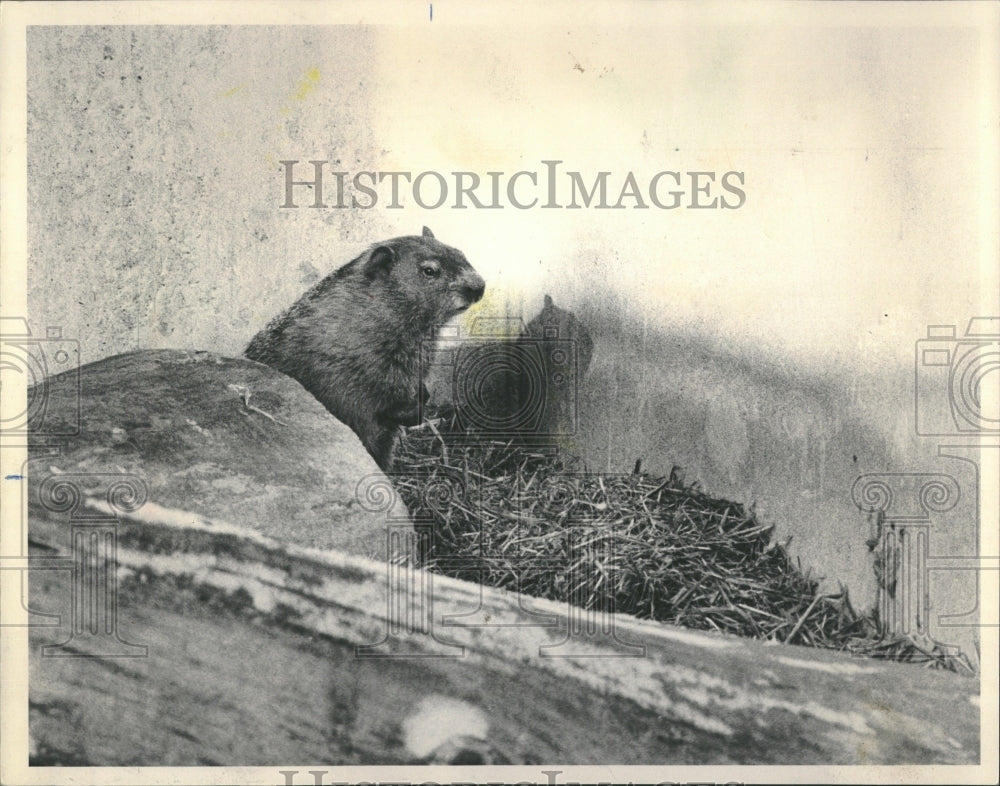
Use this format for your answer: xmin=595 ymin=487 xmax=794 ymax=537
xmin=420 ymin=262 xmax=441 ymax=279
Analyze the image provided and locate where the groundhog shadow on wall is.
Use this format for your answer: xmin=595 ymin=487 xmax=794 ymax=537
xmin=423 ymin=294 xmax=594 ymax=443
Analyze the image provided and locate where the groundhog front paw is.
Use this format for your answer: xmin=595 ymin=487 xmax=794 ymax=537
xmin=385 ymin=384 xmax=431 ymax=427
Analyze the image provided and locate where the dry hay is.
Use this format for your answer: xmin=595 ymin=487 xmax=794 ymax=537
xmin=394 ymin=418 xmax=972 ymax=673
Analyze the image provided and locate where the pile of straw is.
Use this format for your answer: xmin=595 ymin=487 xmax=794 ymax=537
xmin=394 ymin=419 xmax=971 ymax=672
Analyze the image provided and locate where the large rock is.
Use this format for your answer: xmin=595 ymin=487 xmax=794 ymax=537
xmin=27 ymin=349 xmax=408 ymax=559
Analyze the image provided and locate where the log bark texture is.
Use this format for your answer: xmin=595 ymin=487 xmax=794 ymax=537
xmin=27 ymin=498 xmax=979 ymax=766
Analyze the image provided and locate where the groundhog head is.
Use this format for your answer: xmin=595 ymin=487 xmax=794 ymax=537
xmin=364 ymin=226 xmax=485 ymax=325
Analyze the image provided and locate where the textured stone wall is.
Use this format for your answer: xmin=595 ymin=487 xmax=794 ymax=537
xmin=27 ymin=26 xmax=388 ymax=361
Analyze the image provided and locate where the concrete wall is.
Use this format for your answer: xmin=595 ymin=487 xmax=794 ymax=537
xmin=27 ymin=26 xmax=388 ymax=360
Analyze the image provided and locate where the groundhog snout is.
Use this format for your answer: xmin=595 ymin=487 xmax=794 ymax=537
xmin=455 ymin=272 xmax=486 ymax=304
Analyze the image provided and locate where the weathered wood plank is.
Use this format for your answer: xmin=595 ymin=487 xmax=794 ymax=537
xmin=28 ymin=495 xmax=979 ymax=766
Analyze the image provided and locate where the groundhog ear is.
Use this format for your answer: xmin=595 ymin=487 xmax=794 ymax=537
xmin=363 ymin=245 xmax=396 ymax=279
xmin=422 ymin=226 xmax=435 ymax=239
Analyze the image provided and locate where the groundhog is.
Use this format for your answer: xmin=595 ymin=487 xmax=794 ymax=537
xmin=245 ymin=227 xmax=485 ymax=470
xmin=448 ymin=295 xmax=594 ymax=438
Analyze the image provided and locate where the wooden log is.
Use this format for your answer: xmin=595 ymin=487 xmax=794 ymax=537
xmin=27 ymin=493 xmax=979 ymax=766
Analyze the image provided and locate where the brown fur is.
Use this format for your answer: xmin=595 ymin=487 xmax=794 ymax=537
xmin=245 ymin=227 xmax=484 ymax=469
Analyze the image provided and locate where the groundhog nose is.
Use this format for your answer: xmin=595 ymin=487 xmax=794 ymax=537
xmin=463 ymin=275 xmax=485 ymax=303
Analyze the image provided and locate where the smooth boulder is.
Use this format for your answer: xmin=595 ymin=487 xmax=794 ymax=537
xmin=27 ymin=349 xmax=409 ymax=559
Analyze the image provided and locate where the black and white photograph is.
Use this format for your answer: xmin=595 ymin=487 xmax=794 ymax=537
xmin=1 ymin=2 xmax=997 ymax=783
